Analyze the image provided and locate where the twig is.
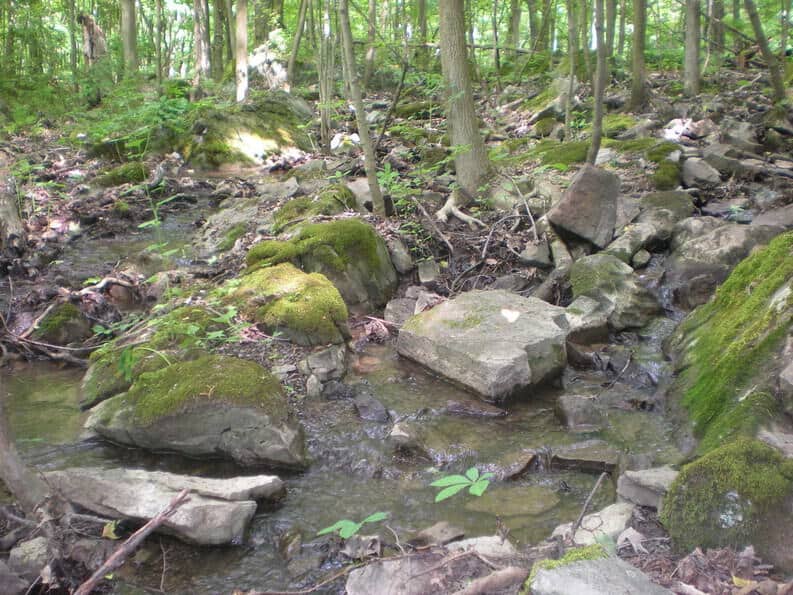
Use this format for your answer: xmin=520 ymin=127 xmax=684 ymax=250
xmin=591 ymin=351 xmax=633 ymax=399
xmin=365 ymin=316 xmax=399 ymax=329
xmin=481 ymin=214 xmax=521 ymax=260
xmin=567 ymin=472 xmax=609 ymax=545
xmin=374 ymin=50 xmax=411 ymax=154
xmin=409 ymin=195 xmax=454 ymax=255
xmin=159 ymin=539 xmax=168 ymax=592
xmin=73 ymin=489 xmax=190 ymax=595
xmin=386 ymin=524 xmax=406 ymax=556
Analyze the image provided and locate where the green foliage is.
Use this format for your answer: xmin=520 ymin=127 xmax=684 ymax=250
xmin=431 ymin=467 xmax=494 ymax=502
xmin=317 ymin=512 xmax=389 ymax=539
xmin=651 ymin=161 xmax=681 ymax=190
xmin=522 ymin=140 xmax=589 ymax=168
xmin=93 ymin=162 xmax=148 ymax=188
xmin=526 ymin=544 xmax=608 ymax=586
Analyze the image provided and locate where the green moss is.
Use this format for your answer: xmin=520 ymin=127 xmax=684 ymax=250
xmin=217 ymin=223 xmax=247 ymax=252
xmin=93 ymin=162 xmax=148 ymax=187
xmin=34 ymin=303 xmax=83 ymax=337
xmin=124 ymin=354 xmax=285 ymax=425
xmin=534 ymin=116 xmax=558 ymax=137
xmin=651 ymin=161 xmax=680 ymax=190
xmin=602 ymin=113 xmax=637 ymax=138
xmin=524 ymin=139 xmax=589 ymax=167
xmin=522 ymin=86 xmax=557 ymax=112
xmin=112 ymin=199 xmax=132 ymax=218
xmin=570 ymin=254 xmax=630 ymax=299
xmin=247 ymin=218 xmax=381 ymax=273
xmin=147 ymin=305 xmax=227 ymax=351
xmin=444 ymin=313 xmax=484 ymax=329
xmin=645 ymin=141 xmax=680 ymax=163
xmin=231 ymin=263 xmax=349 ymax=345
xmin=527 ymin=545 xmax=608 ymax=586
xmin=640 ymin=191 xmax=695 ymax=220
xmin=272 ymin=184 xmax=356 ymax=233
xmin=660 ymin=439 xmax=793 ymax=552
xmin=603 ymin=137 xmax=658 ymax=154
xmin=673 ymin=232 xmax=793 ymax=452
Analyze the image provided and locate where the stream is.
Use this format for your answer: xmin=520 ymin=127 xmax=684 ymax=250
xmin=2 ymin=186 xmax=686 ymax=593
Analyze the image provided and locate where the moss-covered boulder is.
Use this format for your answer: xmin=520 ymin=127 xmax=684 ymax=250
xmin=661 ymin=439 xmax=793 ymax=570
xmin=92 ymin=162 xmax=148 ymax=188
xmin=86 ymin=354 xmax=308 ymax=469
xmin=271 ymin=185 xmax=356 ymax=233
xmin=230 ymin=262 xmax=349 ymax=346
xmin=570 ymin=254 xmax=661 ymax=330
xmin=32 ymin=302 xmax=92 ymax=346
xmin=186 ymin=91 xmax=313 ymax=168
xmin=667 ymin=231 xmax=793 ymax=452
xmin=80 ymin=305 xmax=230 ymax=409
xmin=246 ymin=219 xmax=398 ymax=312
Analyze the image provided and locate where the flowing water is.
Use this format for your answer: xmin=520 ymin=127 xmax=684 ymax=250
xmin=2 ymin=189 xmax=685 ymax=593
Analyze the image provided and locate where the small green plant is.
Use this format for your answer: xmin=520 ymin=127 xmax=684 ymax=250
xmin=431 ymin=467 xmax=494 ymax=502
xmin=317 ymin=511 xmax=389 ymax=539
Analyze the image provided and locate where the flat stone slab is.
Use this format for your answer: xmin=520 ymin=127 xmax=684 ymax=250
xmin=552 ymin=440 xmax=621 ymax=473
xmin=531 ymin=557 xmax=672 ymax=595
xmin=552 ymin=502 xmax=635 ymax=546
xmin=397 ymin=290 xmax=569 ymax=401
xmin=45 ymin=467 xmax=284 ymax=545
xmin=617 ymin=466 xmax=678 ymax=509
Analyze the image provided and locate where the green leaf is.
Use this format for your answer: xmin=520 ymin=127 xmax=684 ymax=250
xmin=338 ymin=521 xmax=363 ymax=539
xmin=468 ymin=479 xmax=490 ymax=497
xmin=465 ymin=467 xmax=480 ymax=482
xmin=317 ymin=520 xmax=351 ymax=536
xmin=434 ymin=483 xmax=469 ymax=502
xmin=430 ymin=474 xmax=470 ymax=488
xmin=480 ymin=472 xmax=495 ymax=481
xmin=362 ymin=511 xmax=388 ymax=524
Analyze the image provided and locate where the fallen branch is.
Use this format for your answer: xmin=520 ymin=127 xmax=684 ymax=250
xmin=567 ymin=472 xmax=609 ymax=545
xmin=452 ymin=566 xmax=529 ymax=595
xmin=409 ymin=195 xmax=455 ymax=255
xmin=73 ymin=489 xmax=190 ymax=595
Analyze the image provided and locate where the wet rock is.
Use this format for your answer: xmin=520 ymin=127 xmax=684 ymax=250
xmin=519 ymin=239 xmax=553 ymax=269
xmin=703 ymin=143 xmax=762 ymax=177
xmin=446 ymin=535 xmax=518 ymax=558
xmin=551 ymin=502 xmax=635 ymax=546
xmin=556 ymin=394 xmax=604 ymax=432
xmin=617 ymin=466 xmax=678 ymax=509
xmin=530 ymin=556 xmax=671 ymax=595
xmin=45 ymin=468 xmax=284 ymax=545
xmin=0 ymin=559 xmax=28 ymax=595
xmin=31 ymin=302 xmax=92 ymax=346
xmin=418 ymin=259 xmax=441 ymax=285
xmin=410 ymin=521 xmax=465 ymax=547
xmin=385 ymin=236 xmax=414 ymax=274
xmin=491 ymin=273 xmax=532 ymax=291
xmin=8 ymin=536 xmax=49 ymax=579
xmin=346 ymin=552 xmax=446 ymax=595
xmin=465 ymin=485 xmax=560 ymax=518
xmin=299 ymin=344 xmax=347 ymax=382
xmin=549 ymin=236 xmax=574 ymax=269
xmin=758 ymin=429 xmax=793 ymax=458
xmin=444 ymin=399 xmax=507 ymax=418
xmin=552 ymin=440 xmax=620 ymax=473
xmin=397 ymin=290 xmax=569 ymax=401
xmin=632 ymin=249 xmax=651 ymax=268
xmin=754 ymin=203 xmax=793 ymax=230
xmin=490 ymin=449 xmax=537 ymax=480
xmin=570 ymin=254 xmax=661 ymax=331
xmin=565 ymin=296 xmax=609 ymax=344
xmin=723 ymin=120 xmax=763 ymax=154
xmin=353 ymin=387 xmax=390 ymax=422
xmin=682 ymin=158 xmax=721 ymax=187
xmin=670 ymin=216 xmax=725 ymax=252
xmin=305 ymin=374 xmax=322 ymax=398
xmin=322 ymin=380 xmax=355 ymax=400
xmin=384 ymin=297 xmax=417 ymax=327
xmin=197 ymin=198 xmax=258 ymax=256
xmin=86 ymin=355 xmax=308 ymax=469
xmin=388 ymin=422 xmax=428 ymax=458
xmin=548 ymin=164 xmax=619 ymax=249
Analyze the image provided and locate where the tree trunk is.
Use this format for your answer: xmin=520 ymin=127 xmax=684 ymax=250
xmin=630 ymin=0 xmax=646 ymax=108
xmin=416 ymin=0 xmax=428 ymax=67
xmin=744 ymin=0 xmax=786 ymax=101
xmin=120 ymin=0 xmax=138 ymax=75
xmin=156 ymin=0 xmax=164 ymax=84
xmin=287 ymin=0 xmax=308 ymax=85
xmin=236 ymin=0 xmax=248 ymax=101
xmin=605 ymin=0 xmax=616 ymax=56
xmin=364 ymin=0 xmax=376 ymax=88
xmin=211 ymin=0 xmax=224 ymax=80
xmin=492 ymin=0 xmax=501 ymax=73
xmin=566 ymin=0 xmax=579 ymax=131
xmin=338 ymin=0 xmax=386 ymax=217
xmin=709 ymin=0 xmax=724 ymax=59
xmin=527 ymin=0 xmax=540 ymax=47
xmin=580 ymin=0 xmax=591 ymax=82
xmin=193 ymin=0 xmax=211 ymax=88
xmin=508 ymin=0 xmax=522 ymax=48
xmin=439 ymin=0 xmax=490 ymax=196
xmin=67 ymin=0 xmax=79 ymax=88
xmin=318 ymin=0 xmax=334 ymax=152
xmin=617 ymin=0 xmax=626 ymax=55
xmin=684 ymin=0 xmax=700 ymax=96
xmin=586 ymin=0 xmax=606 ymax=164
xmin=781 ymin=0 xmax=791 ymax=63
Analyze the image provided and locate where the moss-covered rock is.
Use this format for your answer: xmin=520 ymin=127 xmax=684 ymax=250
xmin=667 ymin=231 xmax=793 ymax=452
xmin=528 ymin=544 xmax=608 ymax=585
xmin=93 ymin=162 xmax=148 ymax=188
xmin=651 ymin=161 xmax=681 ymax=190
xmin=86 ymin=354 xmax=308 ymax=468
xmin=32 ymin=302 xmax=92 ymax=346
xmin=523 ymin=139 xmax=589 ymax=169
xmin=246 ymin=219 xmax=398 ymax=311
xmin=230 ymin=263 xmax=349 ymax=346
xmin=272 ymin=184 xmax=356 ymax=233
xmin=533 ymin=116 xmax=558 ymax=137
xmin=602 ymin=113 xmax=637 ymax=138
xmin=186 ymin=91 xmax=313 ymax=168
xmin=661 ymin=439 xmax=793 ymax=569
xmin=217 ymin=223 xmax=247 ymax=252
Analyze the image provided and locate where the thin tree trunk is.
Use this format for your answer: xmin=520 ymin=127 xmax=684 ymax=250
xmin=364 ymin=0 xmax=376 ymax=88
xmin=617 ymin=0 xmax=626 ymax=55
xmin=318 ymin=0 xmax=334 ymax=152
xmin=684 ymin=0 xmax=700 ymax=95
xmin=236 ymin=0 xmax=248 ymax=102
xmin=287 ymin=0 xmax=308 ymax=86
xmin=605 ymin=0 xmax=616 ymax=56
xmin=492 ymin=0 xmax=501 ymax=73
xmin=417 ymin=0 xmax=428 ymax=66
xmin=155 ymin=0 xmax=163 ymax=84
xmin=212 ymin=0 xmax=224 ymax=80
xmin=120 ymin=0 xmax=138 ymax=75
xmin=337 ymin=0 xmax=386 ymax=217
xmin=566 ymin=0 xmax=579 ymax=131
xmin=744 ymin=0 xmax=786 ymax=101
xmin=193 ymin=0 xmax=211 ymax=88
xmin=439 ymin=0 xmax=490 ymax=196
xmin=630 ymin=0 xmax=646 ymax=108
xmin=466 ymin=0 xmax=481 ymax=81
xmin=580 ymin=0 xmax=591 ymax=82
xmin=67 ymin=0 xmax=79 ymax=89
xmin=782 ymin=0 xmax=791 ymax=63
xmin=587 ymin=0 xmax=606 ymax=164
xmin=508 ymin=0 xmax=522 ymax=48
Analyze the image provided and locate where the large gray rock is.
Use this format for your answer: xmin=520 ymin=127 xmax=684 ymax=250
xmin=682 ymin=158 xmax=721 ymax=187
xmin=397 ymin=290 xmax=569 ymax=401
xmin=552 ymin=502 xmax=635 ymax=546
xmin=617 ymin=466 xmax=678 ymax=510
xmin=570 ymin=254 xmax=661 ymax=330
xmin=666 ymin=223 xmax=781 ymax=309
xmin=44 ymin=468 xmax=284 ymax=545
xmin=548 ymin=164 xmax=620 ymax=248
xmin=670 ymin=216 xmax=725 ymax=251
xmin=8 ymin=537 xmax=49 ymax=579
xmin=530 ymin=557 xmax=672 ymax=595
xmin=564 ymin=296 xmax=609 ymax=344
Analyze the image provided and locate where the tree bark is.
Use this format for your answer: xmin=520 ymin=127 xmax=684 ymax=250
xmin=630 ymin=0 xmax=646 ymax=108
xmin=605 ymin=0 xmax=617 ymax=56
xmin=439 ymin=0 xmax=490 ymax=197
xmin=744 ymin=0 xmax=786 ymax=101
xmin=684 ymin=0 xmax=700 ymax=96
xmin=364 ymin=0 xmax=376 ymax=88
xmin=287 ymin=0 xmax=308 ymax=86
xmin=508 ymin=0 xmax=522 ymax=49
xmin=120 ymin=0 xmax=138 ymax=75
xmin=566 ymin=0 xmax=579 ymax=131
xmin=236 ymin=0 xmax=249 ymax=102
xmin=617 ymin=0 xmax=626 ymax=55
xmin=193 ymin=0 xmax=211 ymax=88
xmin=0 ymin=149 xmax=26 ymax=258
xmin=586 ymin=0 xmax=606 ymax=164
xmin=318 ymin=0 xmax=335 ymax=152
xmin=212 ymin=0 xmax=225 ymax=80
xmin=338 ymin=0 xmax=386 ymax=217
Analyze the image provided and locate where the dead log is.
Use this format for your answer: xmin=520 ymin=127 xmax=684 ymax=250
xmin=0 ymin=148 xmax=26 ymax=258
